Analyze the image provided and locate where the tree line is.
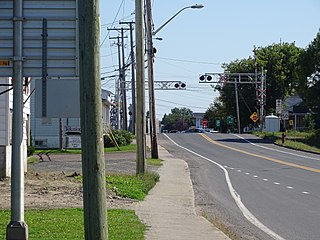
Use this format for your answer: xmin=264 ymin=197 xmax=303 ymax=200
xmin=161 ymin=31 xmax=320 ymax=132
xmin=205 ymin=31 xmax=320 ymax=132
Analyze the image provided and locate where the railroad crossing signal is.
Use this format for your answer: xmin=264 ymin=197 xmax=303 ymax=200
xmin=250 ymin=112 xmax=258 ymax=122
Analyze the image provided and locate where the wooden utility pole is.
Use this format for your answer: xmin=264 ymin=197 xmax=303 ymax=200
xmin=78 ymin=0 xmax=108 ymax=239
xmin=135 ymin=0 xmax=146 ymax=174
xmin=146 ymin=0 xmax=159 ymax=159
xmin=120 ymin=21 xmax=136 ymax=134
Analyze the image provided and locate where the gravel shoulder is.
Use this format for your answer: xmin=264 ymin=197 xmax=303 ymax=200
xmin=0 ymin=151 xmax=158 ymax=210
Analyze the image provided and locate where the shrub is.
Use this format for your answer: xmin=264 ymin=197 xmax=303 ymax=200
xmin=104 ymin=130 xmax=133 ymax=148
xmin=27 ymin=146 xmax=35 ymax=156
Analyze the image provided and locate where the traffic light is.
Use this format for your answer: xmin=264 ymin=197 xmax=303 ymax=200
xmin=174 ymin=82 xmax=186 ymax=89
xmin=199 ymin=74 xmax=213 ymax=82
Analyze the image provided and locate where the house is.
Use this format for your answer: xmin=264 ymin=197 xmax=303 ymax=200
xmin=0 ymin=77 xmax=30 ymax=178
xmin=282 ymin=95 xmax=309 ymax=130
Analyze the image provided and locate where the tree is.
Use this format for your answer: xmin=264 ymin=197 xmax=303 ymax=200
xmin=161 ymin=107 xmax=193 ymax=131
xmin=204 ymin=99 xmax=229 ymax=132
xmin=255 ymin=42 xmax=303 ymax=114
xmin=296 ymin=31 xmax=320 ymax=126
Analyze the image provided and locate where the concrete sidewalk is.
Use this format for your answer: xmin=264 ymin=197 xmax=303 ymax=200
xmin=135 ymin=144 xmax=230 ymax=240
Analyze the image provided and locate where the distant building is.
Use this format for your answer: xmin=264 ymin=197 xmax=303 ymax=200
xmin=0 ymin=77 xmax=30 ymax=178
xmin=192 ymin=112 xmax=205 ymax=128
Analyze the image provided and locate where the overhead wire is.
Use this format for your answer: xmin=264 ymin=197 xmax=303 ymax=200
xmin=100 ymin=0 xmax=125 ymax=47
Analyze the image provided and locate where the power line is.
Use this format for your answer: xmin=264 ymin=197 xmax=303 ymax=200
xmin=157 ymin=56 xmax=222 ymax=65
xmin=157 ymin=98 xmax=208 ymax=109
xmin=100 ymin=0 xmax=125 ymax=47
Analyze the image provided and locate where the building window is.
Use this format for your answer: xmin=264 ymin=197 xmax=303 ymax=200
xmin=35 ymin=139 xmax=48 ymax=148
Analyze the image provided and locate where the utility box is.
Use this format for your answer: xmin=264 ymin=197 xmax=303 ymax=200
xmin=264 ymin=114 xmax=280 ymax=132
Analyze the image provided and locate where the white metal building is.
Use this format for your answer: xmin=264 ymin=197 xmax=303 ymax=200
xmin=30 ymin=87 xmax=112 ymax=149
xmin=0 ymin=77 xmax=30 ymax=178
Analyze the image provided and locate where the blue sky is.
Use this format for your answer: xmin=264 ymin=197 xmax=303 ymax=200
xmin=100 ymin=0 xmax=319 ymax=120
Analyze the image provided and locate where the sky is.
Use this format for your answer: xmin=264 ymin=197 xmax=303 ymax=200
xmin=100 ymin=0 xmax=319 ymax=120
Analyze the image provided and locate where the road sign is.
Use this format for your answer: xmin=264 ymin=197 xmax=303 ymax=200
xmin=250 ymin=112 xmax=258 ymax=122
xmin=282 ymin=112 xmax=289 ymax=120
xmin=0 ymin=0 xmax=78 ymax=77
xmin=227 ymin=116 xmax=234 ymax=125
xmin=216 ymin=119 xmax=221 ymax=127
xmin=202 ymin=119 xmax=208 ymax=128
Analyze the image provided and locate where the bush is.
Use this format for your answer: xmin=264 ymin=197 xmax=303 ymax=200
xmin=104 ymin=130 xmax=133 ymax=148
xmin=27 ymin=146 xmax=35 ymax=156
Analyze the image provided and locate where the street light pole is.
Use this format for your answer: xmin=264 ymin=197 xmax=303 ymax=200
xmin=152 ymin=4 xmax=204 ymax=36
xmin=146 ymin=3 xmax=204 ymax=159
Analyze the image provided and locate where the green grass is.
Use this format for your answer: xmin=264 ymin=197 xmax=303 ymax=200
xmin=35 ymin=149 xmax=82 ymax=154
xmin=0 ymin=208 xmax=144 ymax=240
xmin=106 ymin=172 xmax=159 ymax=200
xmin=34 ymin=144 xmax=137 ymax=155
xmin=275 ymin=139 xmax=320 ymax=153
xmin=147 ymin=158 xmax=163 ymax=166
xmin=104 ymin=144 xmax=136 ymax=152
xmin=27 ymin=156 xmax=39 ymax=164
xmin=253 ymin=130 xmax=320 ymax=153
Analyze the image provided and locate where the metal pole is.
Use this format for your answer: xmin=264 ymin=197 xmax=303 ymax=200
xmin=78 ymin=0 xmax=108 ymax=239
xmin=260 ymin=68 xmax=265 ymax=130
xmin=135 ymin=0 xmax=146 ymax=174
xmin=6 ymin=0 xmax=28 ymax=238
xmin=235 ymin=77 xmax=241 ymax=134
xmin=146 ymin=0 xmax=159 ymax=159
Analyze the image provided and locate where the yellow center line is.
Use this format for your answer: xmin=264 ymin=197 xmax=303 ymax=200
xmin=200 ymin=133 xmax=320 ymax=174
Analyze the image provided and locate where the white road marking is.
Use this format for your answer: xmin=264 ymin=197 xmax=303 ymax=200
xmin=287 ymin=186 xmax=293 ymax=189
xmin=302 ymin=192 xmax=310 ymax=195
xmin=245 ymin=172 xmax=250 ymax=175
xmin=235 ymin=134 xmax=320 ymax=161
xmin=274 ymin=182 xmax=280 ymax=185
xmin=237 ymin=170 xmax=242 ymax=172
xmin=253 ymin=175 xmax=258 ymax=178
xmin=263 ymin=179 xmax=269 ymax=181
xmin=164 ymin=134 xmax=286 ymax=240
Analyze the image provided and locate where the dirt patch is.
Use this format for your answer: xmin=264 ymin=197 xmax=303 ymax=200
xmin=0 ymin=152 xmax=155 ymax=210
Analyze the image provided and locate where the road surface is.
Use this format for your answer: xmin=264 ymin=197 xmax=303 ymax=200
xmin=159 ymin=133 xmax=320 ymax=240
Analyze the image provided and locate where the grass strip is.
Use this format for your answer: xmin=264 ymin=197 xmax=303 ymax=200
xmin=106 ymin=172 xmax=160 ymax=200
xmin=275 ymin=139 xmax=320 ymax=153
xmin=0 ymin=208 xmax=144 ymax=240
xmin=147 ymin=158 xmax=163 ymax=166
xmin=34 ymin=144 xmax=137 ymax=155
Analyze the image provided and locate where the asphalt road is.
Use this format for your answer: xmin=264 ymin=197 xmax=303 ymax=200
xmin=158 ymin=133 xmax=320 ymax=240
